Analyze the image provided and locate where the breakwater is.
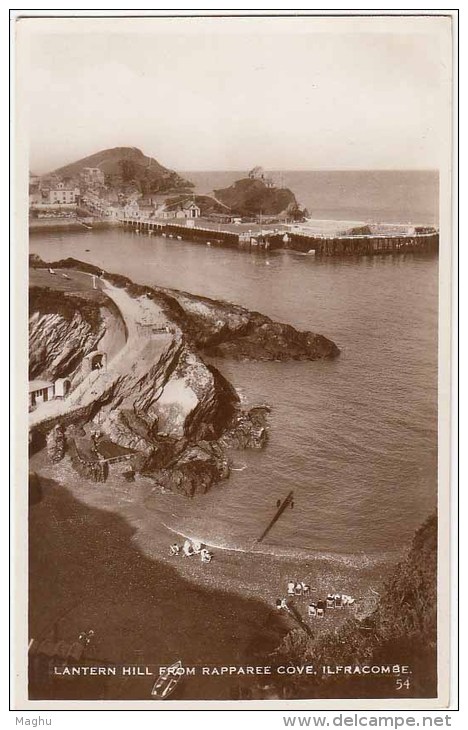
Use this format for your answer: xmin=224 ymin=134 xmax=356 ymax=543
xmin=283 ymin=231 xmax=439 ymax=256
xmin=121 ymin=218 xmax=438 ymax=257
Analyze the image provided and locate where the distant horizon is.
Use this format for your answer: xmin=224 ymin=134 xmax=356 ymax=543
xmin=32 ymin=156 xmax=440 ymax=177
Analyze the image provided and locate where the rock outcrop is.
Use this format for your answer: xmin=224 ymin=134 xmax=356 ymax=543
xmin=29 ymin=257 xmax=340 ymax=496
xmin=96 ymin=337 xmax=239 ymax=449
xmin=46 ymin=424 xmax=66 ymax=463
xmin=29 ymin=287 xmax=107 ymax=380
xmin=29 ymin=310 xmax=105 ymax=380
xmin=219 ymin=406 xmax=270 ymax=450
xmin=214 ymin=177 xmax=297 ymax=217
xmin=150 ymin=441 xmax=230 ymax=498
xmin=155 ymin=288 xmax=340 ymax=361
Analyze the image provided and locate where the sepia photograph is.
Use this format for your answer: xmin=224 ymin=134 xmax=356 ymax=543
xmin=12 ymin=11 xmax=454 ymax=710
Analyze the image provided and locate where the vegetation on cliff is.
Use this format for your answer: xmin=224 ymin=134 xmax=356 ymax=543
xmin=29 ymin=286 xmax=103 ymax=329
xmin=50 ymin=146 xmax=193 ymax=194
xmin=214 ymin=177 xmax=298 ymax=217
xmin=264 ymin=514 xmax=437 ymax=699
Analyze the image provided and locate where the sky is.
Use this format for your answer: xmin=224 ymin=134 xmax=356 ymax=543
xmin=20 ymin=16 xmax=451 ymax=174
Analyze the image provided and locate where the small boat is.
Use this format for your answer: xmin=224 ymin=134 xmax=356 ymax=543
xmin=151 ymin=660 xmax=183 ymax=699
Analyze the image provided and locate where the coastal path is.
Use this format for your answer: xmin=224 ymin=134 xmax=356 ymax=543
xmin=29 ymin=278 xmax=176 ymax=430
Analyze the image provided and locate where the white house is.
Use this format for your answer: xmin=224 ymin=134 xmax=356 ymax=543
xmin=123 ymin=200 xmax=140 ymax=218
xmin=158 ymin=200 xmax=201 ymax=220
xmin=180 ymin=201 xmax=201 ymax=219
xmin=48 ymin=182 xmax=80 ymax=205
xmin=29 ymin=380 xmax=55 ymax=409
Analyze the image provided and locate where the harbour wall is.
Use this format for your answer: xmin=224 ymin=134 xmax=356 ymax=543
xmin=122 ymin=218 xmax=439 ymax=257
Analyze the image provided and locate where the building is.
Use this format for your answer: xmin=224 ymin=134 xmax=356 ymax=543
xmin=81 ymin=167 xmax=105 ymax=187
xmin=29 ymin=380 xmax=55 ymax=409
xmin=48 ymin=182 xmax=80 ymax=205
xmin=180 ymin=201 xmax=201 ymax=219
xmin=54 ymin=377 xmax=71 ymax=398
xmin=29 ymin=188 xmax=43 ymax=206
xmin=138 ymin=203 xmax=155 ymax=219
xmin=157 ymin=199 xmax=201 ymax=220
xmin=123 ymin=200 xmax=139 ymax=218
xmin=105 ymin=205 xmax=123 ymax=219
xmin=248 ymin=165 xmax=274 ymax=188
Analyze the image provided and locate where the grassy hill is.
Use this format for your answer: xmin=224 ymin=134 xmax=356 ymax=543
xmin=50 ymin=147 xmax=193 ymax=195
xmin=214 ymin=177 xmax=297 ymax=217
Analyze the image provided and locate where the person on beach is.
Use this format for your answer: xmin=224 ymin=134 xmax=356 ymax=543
xmin=183 ymin=540 xmax=194 ymax=557
xmin=200 ymin=548 xmax=212 ymax=563
xmin=192 ymin=540 xmax=202 ymax=554
xmin=169 ymin=543 xmax=180 ymax=556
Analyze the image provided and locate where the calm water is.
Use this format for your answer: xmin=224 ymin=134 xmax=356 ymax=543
xmin=183 ymin=169 xmax=439 ymax=226
xmin=30 ymin=225 xmax=438 ymax=562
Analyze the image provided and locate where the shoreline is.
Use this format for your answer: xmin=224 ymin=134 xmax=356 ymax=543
xmin=29 ymin=219 xmax=118 ymax=233
xmin=29 ymin=450 xmax=392 ymax=701
xmin=159 ymin=518 xmax=401 ymax=569
xmin=27 ymin=251 xmax=424 ymax=700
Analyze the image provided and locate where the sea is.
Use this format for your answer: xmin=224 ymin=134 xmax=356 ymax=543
xmin=29 ymin=170 xmax=439 ymax=565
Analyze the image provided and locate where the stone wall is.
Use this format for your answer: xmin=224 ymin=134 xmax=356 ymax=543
xmin=68 ymin=438 xmax=108 ymax=482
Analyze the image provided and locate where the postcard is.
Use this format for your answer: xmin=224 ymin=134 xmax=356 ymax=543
xmin=12 ymin=11 xmax=455 ymax=710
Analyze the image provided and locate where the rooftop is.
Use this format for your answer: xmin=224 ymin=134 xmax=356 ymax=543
xmin=29 ymin=379 xmax=54 ymax=393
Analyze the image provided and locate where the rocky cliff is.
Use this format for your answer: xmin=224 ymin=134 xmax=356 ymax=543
xmin=96 ymin=336 xmax=239 ymax=450
xmin=29 ymin=288 xmax=106 ymax=380
xmin=30 ymin=257 xmax=340 ymax=496
xmin=214 ymin=177 xmax=297 ymax=217
xmin=154 ymin=287 xmax=340 ymax=360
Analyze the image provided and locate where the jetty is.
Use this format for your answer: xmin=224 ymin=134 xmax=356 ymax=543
xmin=121 ymin=217 xmax=438 ymax=257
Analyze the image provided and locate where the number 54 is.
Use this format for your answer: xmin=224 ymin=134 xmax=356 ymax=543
xmin=396 ymin=678 xmax=410 ymax=690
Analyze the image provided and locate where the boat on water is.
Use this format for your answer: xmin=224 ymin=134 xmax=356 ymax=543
xmin=151 ymin=660 xmax=183 ymax=699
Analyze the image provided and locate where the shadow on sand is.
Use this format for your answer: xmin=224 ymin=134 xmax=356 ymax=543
xmin=29 ymin=477 xmax=288 ymax=700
